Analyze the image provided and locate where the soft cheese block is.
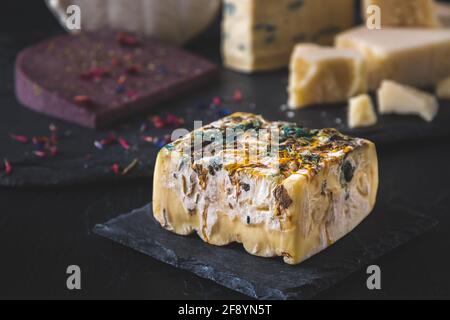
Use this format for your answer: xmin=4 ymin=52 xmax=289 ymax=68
xmin=222 ymin=0 xmax=355 ymax=73
xmin=153 ymin=113 xmax=379 ymax=265
xmin=436 ymin=77 xmax=450 ymax=99
xmin=348 ymin=94 xmax=378 ymax=129
xmin=378 ymin=80 xmax=439 ymax=122
xmin=288 ymin=44 xmax=367 ymax=109
xmin=362 ymin=0 xmax=440 ymax=28
xmin=336 ymin=26 xmax=450 ymax=90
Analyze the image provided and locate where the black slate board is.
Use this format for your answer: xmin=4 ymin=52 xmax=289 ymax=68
xmin=2 ymin=32 xmax=450 ymax=187
xmin=93 ymin=203 xmax=437 ymax=300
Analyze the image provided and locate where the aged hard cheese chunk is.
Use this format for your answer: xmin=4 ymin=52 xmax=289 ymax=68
xmin=362 ymin=0 xmax=440 ymax=28
xmin=436 ymin=77 xmax=450 ymax=99
xmin=222 ymin=0 xmax=355 ymax=73
xmin=288 ymin=44 xmax=367 ymax=109
xmin=153 ymin=113 xmax=379 ymax=265
xmin=378 ymin=80 xmax=439 ymax=122
xmin=336 ymin=26 xmax=450 ymax=90
xmin=348 ymin=94 xmax=377 ymax=129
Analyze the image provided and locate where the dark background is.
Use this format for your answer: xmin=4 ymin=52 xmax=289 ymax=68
xmin=1 ymin=1 xmax=450 ymax=300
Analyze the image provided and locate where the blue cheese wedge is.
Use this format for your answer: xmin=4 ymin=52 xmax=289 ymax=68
xmin=222 ymin=0 xmax=355 ymax=73
xmin=153 ymin=113 xmax=379 ymax=265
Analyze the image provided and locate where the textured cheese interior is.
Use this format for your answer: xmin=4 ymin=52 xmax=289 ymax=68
xmin=378 ymin=80 xmax=439 ymax=122
xmin=288 ymin=45 xmax=366 ymax=109
xmin=362 ymin=0 xmax=440 ymax=28
xmin=222 ymin=0 xmax=355 ymax=72
xmin=336 ymin=26 xmax=450 ymax=90
xmin=152 ymin=114 xmax=379 ymax=265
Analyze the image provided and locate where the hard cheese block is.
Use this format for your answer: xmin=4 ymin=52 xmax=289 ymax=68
xmin=222 ymin=0 xmax=355 ymax=73
xmin=336 ymin=26 xmax=450 ymax=90
xmin=348 ymin=94 xmax=378 ymax=129
xmin=15 ymin=32 xmax=218 ymax=128
xmin=288 ymin=44 xmax=367 ymax=109
xmin=153 ymin=113 xmax=379 ymax=265
xmin=378 ymin=80 xmax=439 ymax=122
xmin=362 ymin=0 xmax=440 ymax=28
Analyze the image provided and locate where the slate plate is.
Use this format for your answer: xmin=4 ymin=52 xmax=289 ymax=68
xmin=93 ymin=203 xmax=437 ymax=300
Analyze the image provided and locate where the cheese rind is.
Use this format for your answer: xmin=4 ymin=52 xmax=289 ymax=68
xmin=362 ymin=0 xmax=440 ymax=28
xmin=336 ymin=26 xmax=450 ymax=90
xmin=222 ymin=0 xmax=355 ymax=73
xmin=436 ymin=77 xmax=450 ymax=99
xmin=153 ymin=113 xmax=379 ymax=265
xmin=348 ymin=94 xmax=378 ymax=129
xmin=378 ymin=80 xmax=439 ymax=122
xmin=288 ymin=44 xmax=367 ymax=109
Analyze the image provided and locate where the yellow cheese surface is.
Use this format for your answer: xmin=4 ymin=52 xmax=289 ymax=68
xmin=288 ymin=44 xmax=367 ymax=109
xmin=336 ymin=26 xmax=450 ymax=90
xmin=222 ymin=0 xmax=355 ymax=73
xmin=378 ymin=80 xmax=439 ymax=122
xmin=348 ymin=94 xmax=378 ymax=129
xmin=362 ymin=0 xmax=440 ymax=28
xmin=152 ymin=113 xmax=379 ymax=265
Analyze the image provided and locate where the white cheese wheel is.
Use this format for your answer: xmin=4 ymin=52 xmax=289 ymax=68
xmin=46 ymin=0 xmax=221 ymax=45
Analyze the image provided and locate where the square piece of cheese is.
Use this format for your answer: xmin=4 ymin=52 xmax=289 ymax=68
xmin=378 ymin=80 xmax=439 ymax=121
xmin=348 ymin=94 xmax=378 ymax=129
xmin=362 ymin=0 xmax=440 ymax=28
xmin=153 ymin=113 xmax=379 ymax=265
xmin=288 ymin=44 xmax=367 ymax=109
xmin=222 ymin=0 xmax=355 ymax=73
xmin=336 ymin=26 xmax=450 ymax=90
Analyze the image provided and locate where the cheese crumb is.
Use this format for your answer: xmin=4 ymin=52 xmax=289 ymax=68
xmin=348 ymin=94 xmax=377 ymax=129
xmin=436 ymin=77 xmax=450 ymax=99
xmin=378 ymin=80 xmax=439 ymax=122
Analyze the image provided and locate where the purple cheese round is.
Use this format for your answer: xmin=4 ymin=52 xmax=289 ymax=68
xmin=15 ymin=32 xmax=219 ymax=128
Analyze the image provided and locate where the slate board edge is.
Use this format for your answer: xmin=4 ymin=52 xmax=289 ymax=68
xmin=93 ymin=204 xmax=438 ymax=300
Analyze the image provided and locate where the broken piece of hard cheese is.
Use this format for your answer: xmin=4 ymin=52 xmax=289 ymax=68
xmin=348 ymin=94 xmax=378 ymax=129
xmin=378 ymin=80 xmax=439 ymax=122
xmin=336 ymin=26 xmax=450 ymax=90
xmin=436 ymin=77 xmax=450 ymax=99
xmin=153 ymin=113 xmax=379 ymax=265
xmin=288 ymin=44 xmax=366 ymax=109
xmin=362 ymin=0 xmax=440 ymax=28
xmin=222 ymin=0 xmax=355 ymax=72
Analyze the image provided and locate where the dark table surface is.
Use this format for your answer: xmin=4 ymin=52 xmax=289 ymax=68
xmin=1 ymin=1 xmax=450 ymax=300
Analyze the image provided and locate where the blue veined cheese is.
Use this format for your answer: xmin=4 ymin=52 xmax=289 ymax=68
xmin=222 ymin=0 xmax=355 ymax=73
xmin=153 ymin=113 xmax=379 ymax=265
